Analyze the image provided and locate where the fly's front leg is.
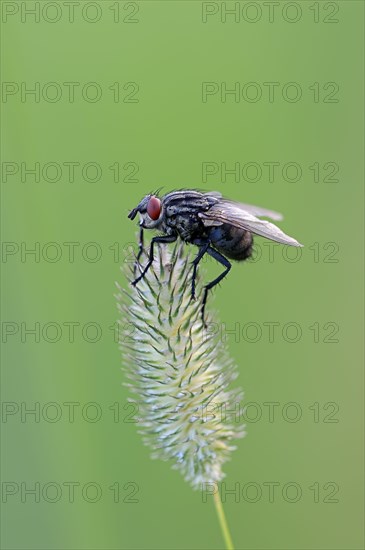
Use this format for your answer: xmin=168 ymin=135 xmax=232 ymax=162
xmin=136 ymin=226 xmax=144 ymax=262
xmin=191 ymin=240 xmax=209 ymax=300
xmin=131 ymin=234 xmax=177 ymax=286
xmin=134 ymin=226 xmax=144 ymax=276
xmin=201 ymin=247 xmax=231 ymax=326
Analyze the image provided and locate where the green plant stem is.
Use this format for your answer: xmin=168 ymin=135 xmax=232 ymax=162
xmin=213 ymin=487 xmax=234 ymax=550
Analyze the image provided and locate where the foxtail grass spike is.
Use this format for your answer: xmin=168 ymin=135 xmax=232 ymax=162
xmin=116 ymin=242 xmax=245 ymax=490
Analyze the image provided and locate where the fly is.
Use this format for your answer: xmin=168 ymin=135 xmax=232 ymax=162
xmin=128 ymin=189 xmax=303 ymax=324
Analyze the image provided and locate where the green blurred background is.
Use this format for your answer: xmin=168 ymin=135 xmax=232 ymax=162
xmin=1 ymin=1 xmax=364 ymax=548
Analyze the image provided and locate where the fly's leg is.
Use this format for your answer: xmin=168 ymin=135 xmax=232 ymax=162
xmin=136 ymin=226 xmax=144 ymax=262
xmin=191 ymin=241 xmax=210 ymax=300
xmin=134 ymin=226 xmax=144 ymax=276
xmin=201 ymin=246 xmax=231 ymax=326
xmin=131 ymin=234 xmax=177 ymax=286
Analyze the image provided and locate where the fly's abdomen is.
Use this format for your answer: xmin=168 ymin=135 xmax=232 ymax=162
xmin=208 ymin=224 xmax=253 ymax=261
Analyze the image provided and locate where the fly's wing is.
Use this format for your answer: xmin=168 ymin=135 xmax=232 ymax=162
xmin=233 ymin=203 xmax=283 ymax=221
xmin=204 ymin=191 xmax=222 ymax=200
xmin=203 ymin=194 xmax=283 ymax=221
xmin=199 ymin=200 xmax=303 ymax=247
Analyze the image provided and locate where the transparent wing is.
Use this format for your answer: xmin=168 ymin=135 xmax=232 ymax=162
xmin=203 ymin=195 xmax=283 ymax=221
xmin=199 ymin=200 xmax=302 ymax=247
xmin=233 ymin=202 xmax=283 ymax=221
xmin=204 ymin=191 xmax=222 ymax=200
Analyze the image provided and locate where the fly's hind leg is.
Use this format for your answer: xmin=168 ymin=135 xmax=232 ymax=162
xmin=201 ymin=246 xmax=231 ymax=326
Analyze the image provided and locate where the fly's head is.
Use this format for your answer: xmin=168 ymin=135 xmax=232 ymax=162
xmin=128 ymin=194 xmax=163 ymax=229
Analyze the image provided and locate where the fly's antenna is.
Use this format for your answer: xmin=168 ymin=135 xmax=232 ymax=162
xmin=128 ymin=208 xmax=138 ymax=220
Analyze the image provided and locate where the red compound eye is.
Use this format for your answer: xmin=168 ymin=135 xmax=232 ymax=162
xmin=147 ymin=196 xmax=161 ymax=220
